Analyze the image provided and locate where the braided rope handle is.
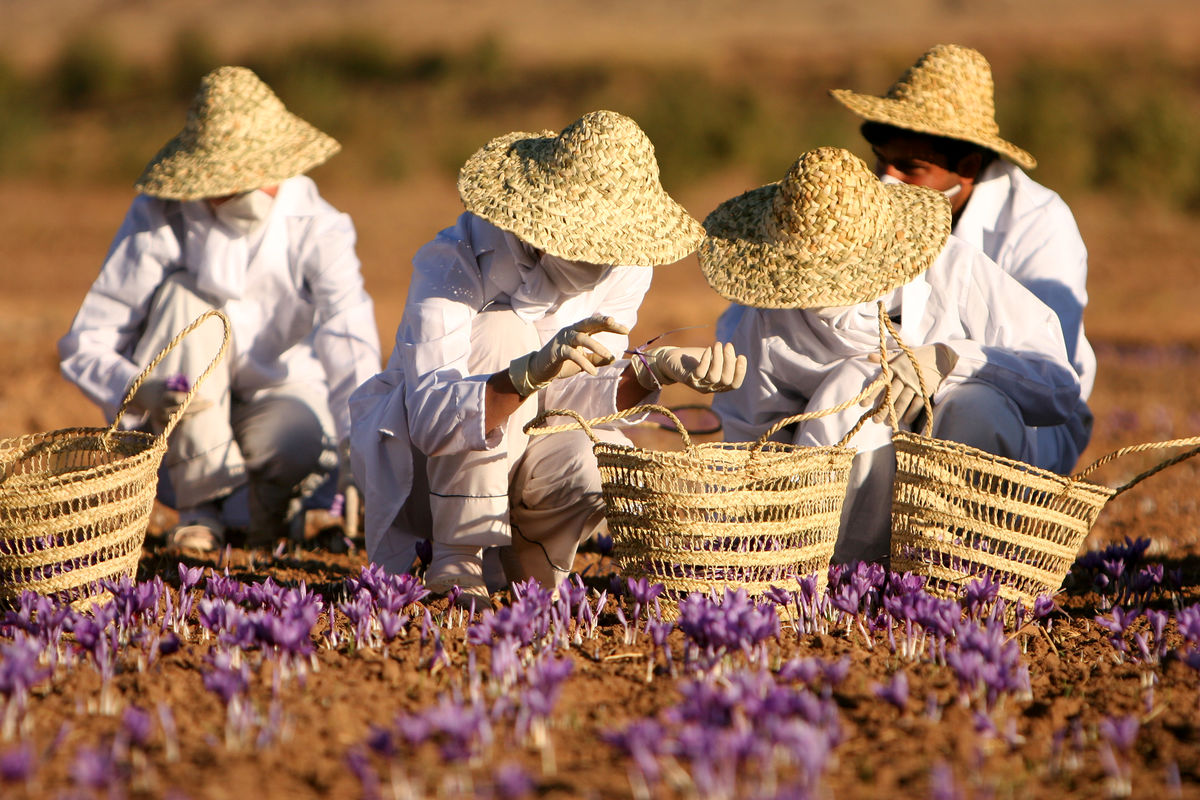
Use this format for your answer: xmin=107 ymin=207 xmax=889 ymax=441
xmin=1073 ymin=435 xmax=1200 ymax=496
xmin=524 ymin=404 xmax=694 ymax=450
xmin=107 ymin=309 xmax=232 ymax=445
xmin=756 ymin=375 xmax=887 ymax=449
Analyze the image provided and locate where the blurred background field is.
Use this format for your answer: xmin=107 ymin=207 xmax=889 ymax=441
xmin=1 ymin=0 xmax=1199 ymax=448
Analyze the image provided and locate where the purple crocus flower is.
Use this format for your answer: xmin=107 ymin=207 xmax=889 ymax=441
xmin=1032 ymin=595 xmax=1057 ymax=622
xmin=872 ymin=670 xmax=909 ymax=711
xmin=202 ymin=650 xmax=250 ymax=705
xmin=344 ymin=747 xmax=381 ymax=800
xmin=1176 ymin=605 xmax=1200 ymax=646
xmin=69 ymin=746 xmax=119 ymax=792
xmin=929 ymin=761 xmax=964 ymax=800
xmin=164 ymin=373 xmax=190 ymax=392
xmin=962 ymin=575 xmax=1000 ymax=618
xmin=1099 ymin=715 xmax=1140 ymax=753
xmin=120 ymin=706 xmax=154 ymax=749
xmin=365 ymin=725 xmax=396 ymax=758
xmin=492 ymin=762 xmax=534 ymax=800
xmin=0 ymin=744 xmax=35 ymax=784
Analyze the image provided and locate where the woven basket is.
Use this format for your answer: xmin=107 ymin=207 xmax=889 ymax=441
xmin=526 ymin=390 xmax=884 ymax=615
xmin=879 ymin=315 xmax=1200 ymax=606
xmin=891 ymin=429 xmax=1200 ymax=607
xmin=0 ymin=310 xmax=230 ymax=610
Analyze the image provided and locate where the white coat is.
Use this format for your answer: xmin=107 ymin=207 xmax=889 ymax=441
xmin=712 ymin=235 xmax=1083 ymax=466
xmin=58 ymin=176 xmax=381 ymax=443
xmin=349 ymin=213 xmax=652 ymax=569
xmin=955 ymin=159 xmax=1095 ymax=400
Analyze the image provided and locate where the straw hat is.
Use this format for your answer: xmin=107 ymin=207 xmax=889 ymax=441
xmin=135 ymin=66 xmax=341 ymax=200
xmin=699 ymin=147 xmax=951 ymax=309
xmin=457 ymin=110 xmax=704 ymax=266
xmin=831 ymin=44 xmax=1037 ymax=170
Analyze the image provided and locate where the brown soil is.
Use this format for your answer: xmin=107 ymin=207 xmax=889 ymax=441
xmin=5 ymin=4 xmax=1200 ymax=799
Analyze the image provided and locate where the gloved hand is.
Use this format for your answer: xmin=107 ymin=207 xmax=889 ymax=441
xmin=864 ymin=343 xmax=959 ymax=425
xmin=631 ymin=343 xmax=748 ymax=394
xmin=131 ymin=379 xmax=214 ymax=427
xmin=508 ymin=315 xmax=629 ymax=397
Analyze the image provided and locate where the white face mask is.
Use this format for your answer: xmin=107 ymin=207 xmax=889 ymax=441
xmin=212 ymin=189 xmax=276 ymax=236
xmin=879 ymin=172 xmax=962 ymax=199
xmin=537 ymin=252 xmax=611 ymax=294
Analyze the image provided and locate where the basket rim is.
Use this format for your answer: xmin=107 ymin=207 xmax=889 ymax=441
xmin=891 ymin=429 xmax=1115 ymax=497
xmin=0 ymin=426 xmax=164 ymax=493
xmin=593 ymin=438 xmax=857 ymax=461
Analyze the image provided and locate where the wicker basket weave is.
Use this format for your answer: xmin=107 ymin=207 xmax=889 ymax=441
xmin=526 ymin=390 xmax=884 ymax=615
xmin=891 ymin=429 xmax=1200 ymax=607
xmin=880 ymin=315 xmax=1200 ymax=606
xmin=0 ymin=310 xmax=230 ymax=609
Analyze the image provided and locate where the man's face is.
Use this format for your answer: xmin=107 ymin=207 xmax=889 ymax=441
xmin=870 ymin=135 xmax=972 ymax=215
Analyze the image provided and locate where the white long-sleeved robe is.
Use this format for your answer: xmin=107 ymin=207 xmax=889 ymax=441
xmin=713 ymin=236 xmax=1083 ymax=467
xmin=955 ymin=159 xmax=1095 ymax=401
xmin=58 ymin=176 xmax=381 ymax=443
xmin=349 ymin=212 xmax=653 ymax=572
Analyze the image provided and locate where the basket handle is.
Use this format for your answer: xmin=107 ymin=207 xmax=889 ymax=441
xmin=1071 ymin=435 xmax=1200 ymax=496
xmin=754 ymin=374 xmax=888 ymax=450
xmin=108 ymin=309 xmax=232 ymax=444
xmin=524 ymin=404 xmax=694 ymax=450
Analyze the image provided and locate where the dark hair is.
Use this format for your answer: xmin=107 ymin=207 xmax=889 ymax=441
xmin=861 ymin=122 xmax=997 ymax=172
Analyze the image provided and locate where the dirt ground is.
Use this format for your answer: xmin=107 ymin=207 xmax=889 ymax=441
xmin=4 ymin=2 xmax=1200 ymax=798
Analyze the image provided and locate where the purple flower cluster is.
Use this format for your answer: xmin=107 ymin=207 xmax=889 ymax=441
xmin=945 ymin=618 xmax=1030 ymax=712
xmin=1072 ymin=537 xmax=1173 ymax=606
xmin=676 ymin=588 xmax=780 ymax=672
xmin=608 ymin=668 xmax=842 ymax=797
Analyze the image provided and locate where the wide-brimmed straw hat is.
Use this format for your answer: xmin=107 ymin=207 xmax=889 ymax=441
xmin=135 ymin=66 xmax=341 ymax=200
xmin=830 ymin=44 xmax=1037 ymax=170
xmin=699 ymin=147 xmax=951 ymax=309
xmin=457 ymin=110 xmax=704 ymax=266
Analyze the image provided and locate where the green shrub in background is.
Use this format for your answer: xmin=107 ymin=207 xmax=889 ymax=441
xmin=1 ymin=30 xmax=1197 ymax=215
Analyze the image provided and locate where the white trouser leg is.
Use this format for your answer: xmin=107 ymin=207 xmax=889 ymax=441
xmin=499 ymin=426 xmax=628 ymax=590
xmin=831 ymin=446 xmax=896 ymax=565
xmin=788 ymin=359 xmax=896 ymax=566
xmin=422 ymin=308 xmax=539 ymax=591
xmin=930 ymin=381 xmax=1030 ymax=462
xmin=423 ymin=308 xmax=540 ymax=548
xmin=233 ymin=387 xmax=333 ymax=546
xmin=132 ymin=273 xmax=245 ymax=509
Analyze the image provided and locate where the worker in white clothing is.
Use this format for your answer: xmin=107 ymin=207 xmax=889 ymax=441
xmin=831 ymin=43 xmax=1094 ymax=474
xmin=59 ymin=66 xmax=381 ymax=552
xmin=704 ymin=147 xmax=1082 ymax=564
xmin=350 ymin=110 xmax=746 ymax=601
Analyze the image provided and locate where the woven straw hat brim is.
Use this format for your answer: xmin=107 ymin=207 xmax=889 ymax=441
xmin=458 ymin=129 xmax=704 ymax=266
xmin=135 ymin=123 xmax=340 ymax=201
xmin=700 ymin=180 xmax=951 ymax=309
xmin=831 ymin=89 xmax=1037 ymax=170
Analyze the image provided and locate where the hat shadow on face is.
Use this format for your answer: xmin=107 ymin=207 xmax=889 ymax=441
xmin=830 ymin=44 xmax=1036 ymax=171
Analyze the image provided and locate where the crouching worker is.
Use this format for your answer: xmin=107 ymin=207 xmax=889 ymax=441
xmin=58 ymin=67 xmax=382 ymax=552
xmin=350 ymin=110 xmax=747 ymax=602
xmin=704 ymin=147 xmax=1083 ymax=564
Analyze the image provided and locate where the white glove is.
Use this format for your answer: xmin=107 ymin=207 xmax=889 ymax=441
xmin=631 ymin=343 xmax=748 ymax=394
xmin=865 ymin=343 xmax=959 ymax=425
xmin=131 ymin=379 xmax=214 ymax=427
xmin=508 ymin=315 xmax=630 ymax=397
